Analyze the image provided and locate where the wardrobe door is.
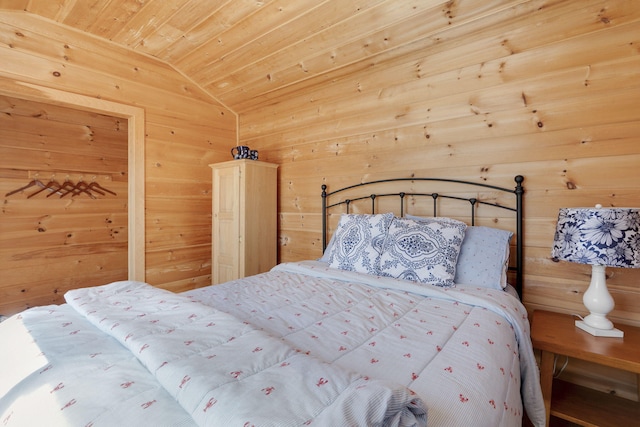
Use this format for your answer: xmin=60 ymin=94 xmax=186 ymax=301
xmin=211 ymin=162 xmax=241 ymax=284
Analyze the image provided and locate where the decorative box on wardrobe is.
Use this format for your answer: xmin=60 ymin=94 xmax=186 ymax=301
xmin=209 ymin=160 xmax=278 ymax=285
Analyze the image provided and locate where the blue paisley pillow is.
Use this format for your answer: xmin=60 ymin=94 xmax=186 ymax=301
xmin=328 ymin=213 xmax=394 ymax=274
xmin=405 ymin=215 xmax=513 ymax=289
xmin=379 ymin=218 xmax=466 ymax=287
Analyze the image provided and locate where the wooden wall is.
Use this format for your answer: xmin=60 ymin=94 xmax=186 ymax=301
xmin=0 ymin=11 xmax=236 ymax=315
xmin=237 ymin=1 xmax=640 ymax=398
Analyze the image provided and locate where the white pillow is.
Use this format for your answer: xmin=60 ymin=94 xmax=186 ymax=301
xmin=319 ymin=231 xmax=336 ymax=262
xmin=327 ymin=213 xmax=394 ymax=275
xmin=378 ymin=217 xmax=466 ymax=287
xmin=404 ymin=215 xmax=466 ymax=227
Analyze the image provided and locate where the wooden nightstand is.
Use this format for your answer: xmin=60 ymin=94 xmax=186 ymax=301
xmin=531 ymin=310 xmax=640 ymax=426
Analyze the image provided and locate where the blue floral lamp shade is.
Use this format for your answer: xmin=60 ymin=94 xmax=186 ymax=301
xmin=552 ymin=205 xmax=640 ymax=337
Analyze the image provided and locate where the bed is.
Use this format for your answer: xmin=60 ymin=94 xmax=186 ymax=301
xmin=0 ymin=175 xmax=545 ymax=427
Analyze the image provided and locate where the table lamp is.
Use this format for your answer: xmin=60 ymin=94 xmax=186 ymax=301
xmin=551 ymin=205 xmax=640 ymax=337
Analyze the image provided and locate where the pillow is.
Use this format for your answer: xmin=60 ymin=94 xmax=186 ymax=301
xmin=327 ymin=213 xmax=394 ymax=274
xmin=319 ymin=231 xmax=336 ymax=262
xmin=453 ymin=226 xmax=513 ymax=290
xmin=404 ymin=215 xmax=513 ymax=289
xmin=404 ymin=214 xmax=466 ymax=227
xmin=378 ymin=217 xmax=466 ymax=287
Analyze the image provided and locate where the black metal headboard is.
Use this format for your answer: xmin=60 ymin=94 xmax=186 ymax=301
xmin=321 ymin=176 xmax=524 ymax=297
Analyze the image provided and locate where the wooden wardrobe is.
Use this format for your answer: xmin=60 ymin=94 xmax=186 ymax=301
xmin=210 ymin=160 xmax=278 ymax=285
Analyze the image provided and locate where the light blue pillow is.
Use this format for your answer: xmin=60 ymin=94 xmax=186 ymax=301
xmin=404 ymin=215 xmax=513 ymax=290
xmin=378 ymin=217 xmax=466 ymax=287
xmin=453 ymin=226 xmax=513 ymax=289
xmin=327 ymin=213 xmax=394 ymax=274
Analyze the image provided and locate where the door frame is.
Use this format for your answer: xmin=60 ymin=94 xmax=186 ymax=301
xmin=0 ymin=80 xmax=145 ymax=281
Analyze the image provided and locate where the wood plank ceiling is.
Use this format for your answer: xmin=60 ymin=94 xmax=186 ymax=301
xmin=1 ymin=0 xmax=482 ymax=113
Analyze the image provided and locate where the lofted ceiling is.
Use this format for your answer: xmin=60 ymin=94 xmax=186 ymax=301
xmin=0 ymin=0 xmax=470 ymax=113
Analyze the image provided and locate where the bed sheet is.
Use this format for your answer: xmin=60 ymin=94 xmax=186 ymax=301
xmin=184 ymin=261 xmax=545 ymax=427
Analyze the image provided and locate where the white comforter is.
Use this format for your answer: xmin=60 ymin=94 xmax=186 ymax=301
xmin=1 ymin=261 xmax=545 ymax=426
xmin=185 ymin=261 xmax=545 ymax=427
xmin=67 ymin=280 xmax=427 ymax=426
xmin=1 ymin=280 xmax=426 ymax=427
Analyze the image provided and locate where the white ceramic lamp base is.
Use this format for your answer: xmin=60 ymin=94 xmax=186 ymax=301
xmin=577 ymin=265 xmax=623 ymax=338
xmin=575 ymin=320 xmax=623 ymax=337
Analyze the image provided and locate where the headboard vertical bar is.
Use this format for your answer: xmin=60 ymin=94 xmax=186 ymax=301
xmin=432 ymin=194 xmax=438 ymax=216
xmin=321 ymin=184 xmax=327 ymax=251
xmin=515 ymin=175 xmax=524 ymax=298
xmin=399 ymin=193 xmax=405 ymax=217
xmin=370 ymin=194 xmax=376 ymax=214
xmin=470 ymin=199 xmax=477 ymax=226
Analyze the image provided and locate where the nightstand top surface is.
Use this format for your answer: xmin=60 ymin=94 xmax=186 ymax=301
xmin=531 ymin=310 xmax=640 ymax=373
